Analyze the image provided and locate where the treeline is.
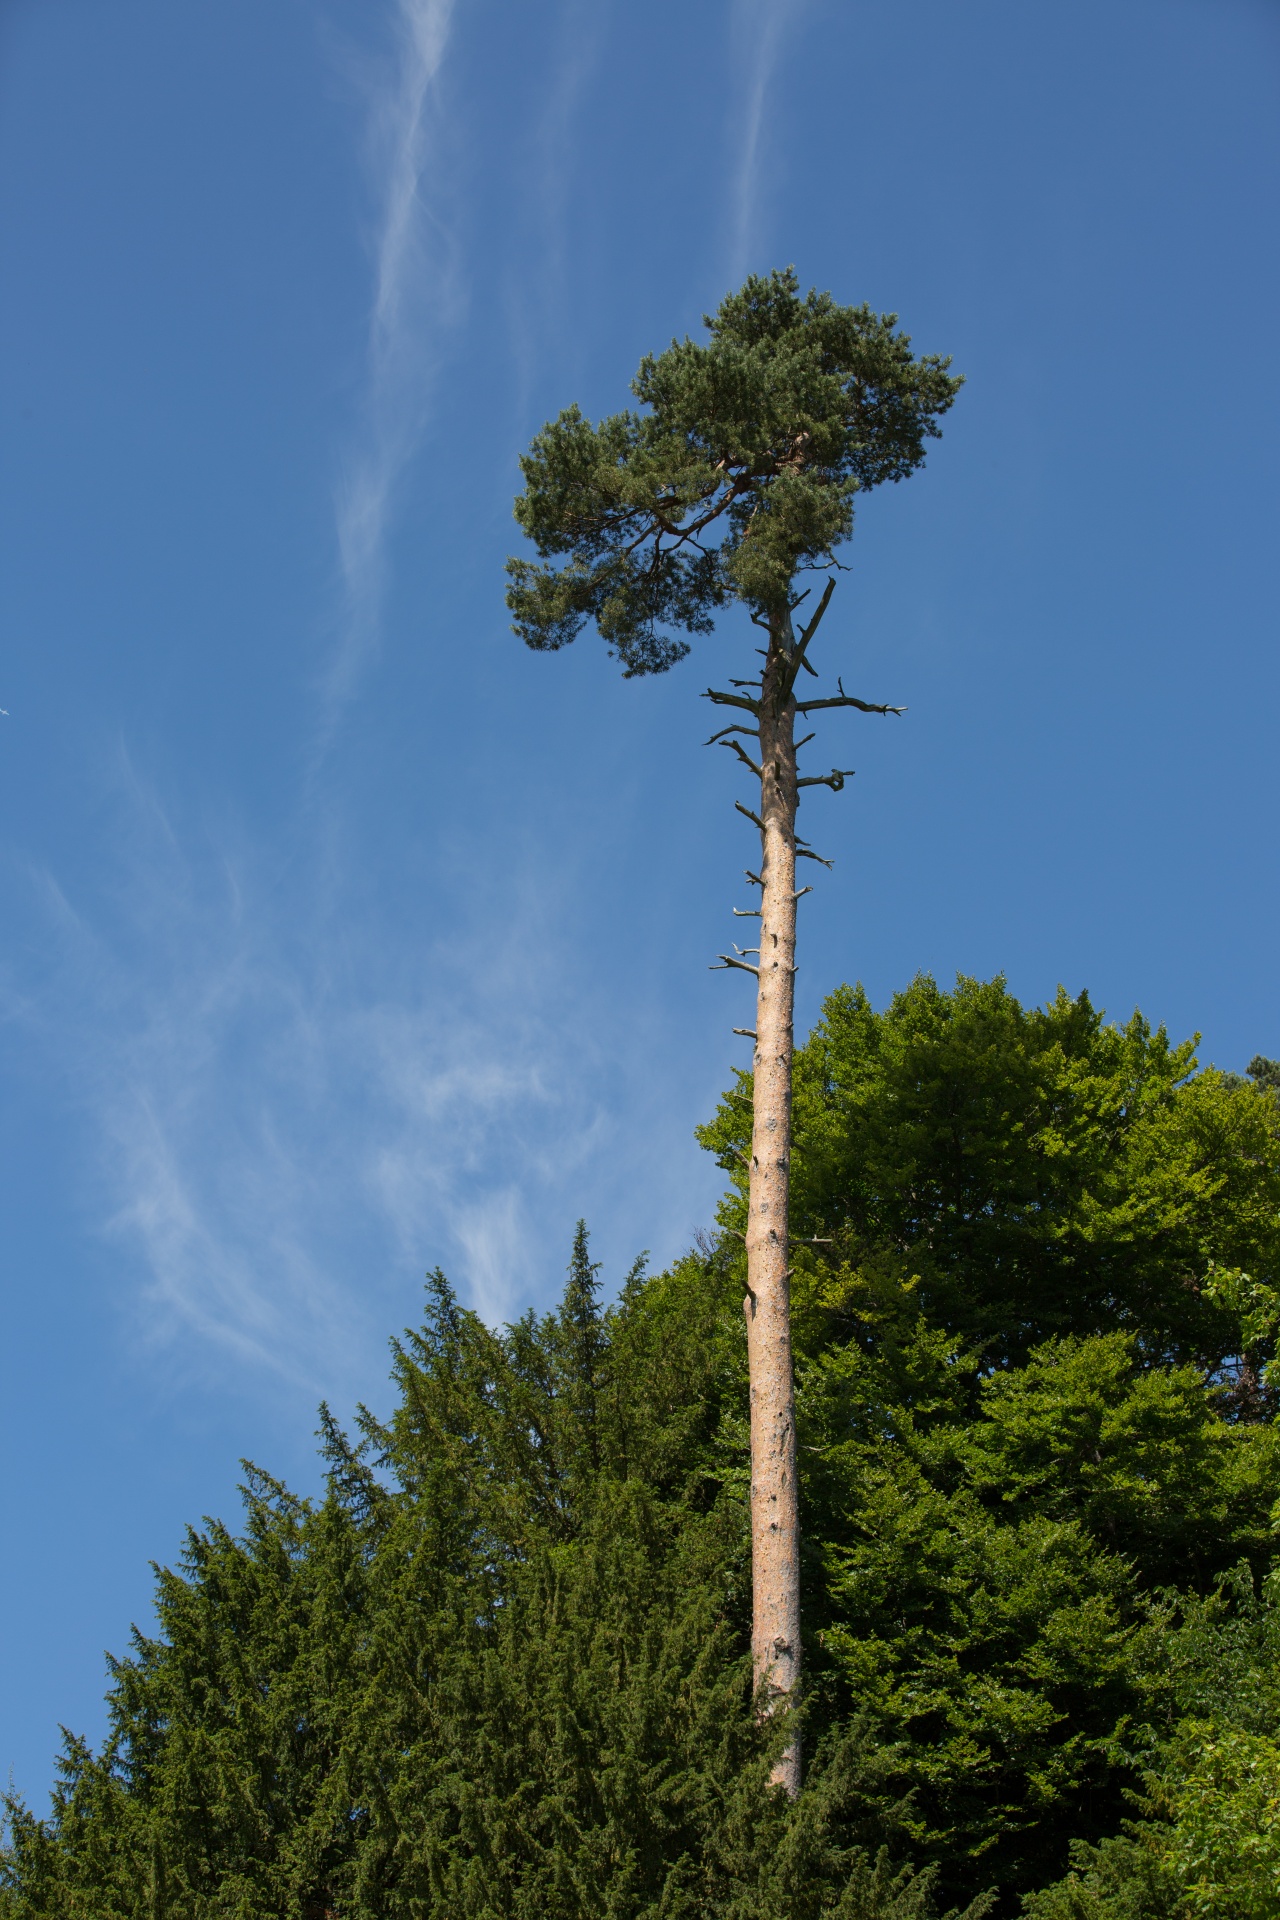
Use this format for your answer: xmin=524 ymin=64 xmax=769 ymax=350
xmin=5 ymin=975 xmax=1280 ymax=1918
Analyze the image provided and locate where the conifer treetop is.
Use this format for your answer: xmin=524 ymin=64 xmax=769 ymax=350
xmin=507 ymin=267 xmax=963 ymax=675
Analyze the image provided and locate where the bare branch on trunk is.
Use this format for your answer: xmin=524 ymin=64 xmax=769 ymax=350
xmin=704 ymin=688 xmax=760 ymax=714
xmin=778 ymin=575 xmax=836 ymax=701
xmin=796 ymin=676 xmax=905 ymax=717
xmin=797 ymin=768 xmax=856 ymax=791
xmin=721 ymin=739 xmax=764 ymax=777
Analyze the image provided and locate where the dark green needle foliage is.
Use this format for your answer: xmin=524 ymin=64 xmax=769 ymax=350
xmin=0 ymin=1235 xmax=990 ymax=1920
xmin=6 ymin=983 xmax=1280 ymax=1918
xmin=507 ymin=268 xmax=961 ymax=672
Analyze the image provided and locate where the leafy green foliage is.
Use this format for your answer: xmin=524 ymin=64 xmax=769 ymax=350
xmin=506 ymin=269 xmax=961 ymax=673
xmin=794 ymin=1313 xmax=1280 ymax=1903
xmin=698 ymin=974 xmax=1280 ymax=1379
xmin=7 ymin=980 xmax=1280 ymax=1916
xmin=1155 ymin=1721 xmax=1280 ymax=1915
xmin=1024 ymin=1571 xmax=1280 ymax=1917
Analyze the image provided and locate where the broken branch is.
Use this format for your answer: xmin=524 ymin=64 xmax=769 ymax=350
xmin=721 ymin=739 xmax=763 ymax=777
xmin=704 ymin=723 xmax=759 ymax=745
xmin=797 ymin=767 xmax=856 ymax=791
xmin=780 ymin=576 xmax=837 ymax=700
xmin=796 ymin=678 xmax=905 ymax=718
xmin=703 ymin=687 xmax=760 ymax=714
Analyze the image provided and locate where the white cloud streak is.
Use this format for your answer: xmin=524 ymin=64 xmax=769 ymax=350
xmin=7 ymin=0 xmax=755 ymax=1408
xmin=726 ymin=0 xmax=799 ymax=285
xmin=324 ymin=0 xmax=459 ymax=739
xmin=501 ymin=0 xmax=607 ymax=412
xmin=14 ymin=752 xmax=713 ymax=1402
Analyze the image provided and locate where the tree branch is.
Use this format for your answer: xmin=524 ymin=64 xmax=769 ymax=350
xmin=779 ymin=576 xmax=837 ymax=702
xmin=797 ymin=767 xmax=856 ymax=791
xmin=711 ymin=956 xmax=761 ymax=977
xmin=796 ymin=847 xmax=834 ymax=868
xmin=704 ymin=724 xmax=759 ymax=745
xmin=796 ymin=677 xmax=905 ymax=717
xmin=703 ymin=688 xmax=760 ymax=714
xmin=721 ymin=739 xmax=763 ymax=777
xmin=735 ymin=801 xmax=766 ymax=832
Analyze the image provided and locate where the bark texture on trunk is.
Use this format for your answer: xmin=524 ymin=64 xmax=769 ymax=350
xmin=745 ymin=616 xmax=802 ymax=1799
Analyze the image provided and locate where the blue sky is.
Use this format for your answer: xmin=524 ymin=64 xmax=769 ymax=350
xmin=1 ymin=0 xmax=1277 ymax=1805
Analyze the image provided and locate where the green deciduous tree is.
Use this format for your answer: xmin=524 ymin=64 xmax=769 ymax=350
xmin=698 ymin=973 xmax=1280 ymax=1388
xmin=1023 ymin=1570 xmax=1280 ymax=1918
xmin=508 ymin=271 xmax=960 ymax=1789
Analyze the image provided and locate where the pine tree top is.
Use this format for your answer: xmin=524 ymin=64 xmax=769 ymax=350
xmin=507 ymin=267 xmax=962 ymax=675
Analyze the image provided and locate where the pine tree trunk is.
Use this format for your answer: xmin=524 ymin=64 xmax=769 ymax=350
xmin=745 ymin=613 xmax=802 ymax=1798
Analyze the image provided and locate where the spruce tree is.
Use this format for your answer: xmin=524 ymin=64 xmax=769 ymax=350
xmin=507 ymin=269 xmax=961 ymax=1791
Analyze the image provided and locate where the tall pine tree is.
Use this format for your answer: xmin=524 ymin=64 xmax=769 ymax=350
xmin=508 ymin=271 xmax=961 ymax=1790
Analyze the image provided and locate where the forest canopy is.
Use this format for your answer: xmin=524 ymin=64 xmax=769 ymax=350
xmin=5 ymin=974 xmax=1280 ymax=1919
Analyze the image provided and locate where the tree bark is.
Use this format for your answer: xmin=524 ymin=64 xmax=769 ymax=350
xmin=745 ymin=613 xmax=802 ymax=1798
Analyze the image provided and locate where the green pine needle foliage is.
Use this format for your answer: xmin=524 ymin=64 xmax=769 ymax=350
xmin=507 ymin=268 xmax=961 ymax=673
xmin=7 ymin=976 xmax=1280 ymax=1918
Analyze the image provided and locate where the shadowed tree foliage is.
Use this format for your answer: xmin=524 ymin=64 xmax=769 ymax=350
xmin=509 ymin=270 xmax=961 ymax=1789
xmin=0 ymin=1231 xmax=992 ymax=1920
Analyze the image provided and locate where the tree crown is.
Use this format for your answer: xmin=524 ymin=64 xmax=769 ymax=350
xmin=507 ymin=268 xmax=962 ymax=675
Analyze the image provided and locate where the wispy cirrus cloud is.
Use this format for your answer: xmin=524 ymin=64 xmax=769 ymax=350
xmin=6 ymin=0 xmax=751 ymax=1406
xmin=323 ymin=0 xmax=460 ymax=741
xmin=501 ymin=0 xmax=607 ymax=410
xmin=725 ymin=0 xmax=801 ymax=284
xmin=13 ymin=746 xmax=707 ymax=1399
